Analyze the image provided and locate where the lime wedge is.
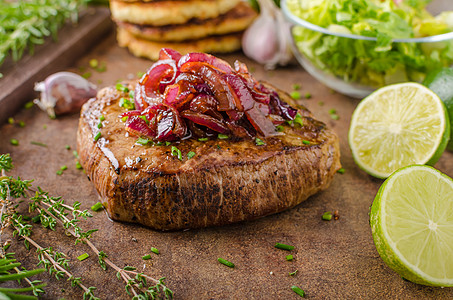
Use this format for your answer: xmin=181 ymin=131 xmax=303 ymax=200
xmin=349 ymin=82 xmax=450 ymax=178
xmin=370 ymin=165 xmax=453 ymax=287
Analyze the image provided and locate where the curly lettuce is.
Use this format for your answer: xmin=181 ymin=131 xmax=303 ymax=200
xmin=287 ymin=0 xmax=453 ymax=87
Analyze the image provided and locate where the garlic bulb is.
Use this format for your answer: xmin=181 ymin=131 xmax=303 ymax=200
xmin=34 ymin=72 xmax=97 ymax=118
xmin=242 ymin=0 xmax=292 ymax=70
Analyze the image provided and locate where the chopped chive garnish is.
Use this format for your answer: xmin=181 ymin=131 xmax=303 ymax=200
xmin=97 ymin=122 xmax=102 ymax=129
xmin=275 ymin=243 xmax=294 ymax=251
xmin=294 ymin=113 xmax=303 ymax=127
xmin=116 ymin=83 xmax=129 ymax=93
xmin=165 ymin=141 xmax=171 ymax=146
xmin=286 ymin=255 xmax=294 ymax=261
xmin=304 ymin=92 xmax=312 ymax=99
xmin=151 ymin=247 xmax=159 ymax=255
xmin=156 ymin=141 xmax=164 ymax=146
xmin=137 ymin=71 xmax=145 ymax=78
xmin=291 ymin=286 xmax=305 ymax=297
xmin=136 ymin=137 xmax=149 ymax=145
xmin=292 ymin=83 xmax=301 ymax=90
xmin=90 ymin=202 xmax=103 ymax=212
xmin=31 ymin=141 xmax=47 ymax=147
xmin=119 ymin=97 xmax=135 ymax=110
xmin=302 ymin=140 xmax=310 ymax=145
xmin=337 ymin=168 xmax=345 ymax=174
xmin=217 ymin=258 xmax=234 ymax=268
xmin=255 ymin=138 xmax=265 ymax=146
xmin=100 ymin=115 xmax=106 ymax=121
xmin=330 ymin=114 xmax=339 ymax=120
xmin=129 ymin=90 xmax=135 ymax=98
xmin=328 ymin=109 xmax=336 ymax=114
xmin=142 ymin=254 xmax=151 ymax=260
xmin=56 ymin=170 xmax=63 ymax=176
xmin=216 ymin=145 xmax=221 ymax=150
xmin=65 ymin=145 xmax=71 ymax=150
xmin=187 ymin=151 xmax=196 ymax=159
xmin=138 ymin=115 xmax=149 ymax=124
xmin=289 ymin=270 xmax=298 ymax=276
xmin=24 ymin=101 xmax=34 ymax=109
xmin=60 ymin=165 xmax=68 ymax=171
xmin=10 ymin=139 xmax=18 ymax=146
xmin=96 ymin=62 xmax=107 ymax=73
xmin=75 ymin=161 xmax=83 ymax=170
xmin=198 ymin=138 xmax=208 ymax=142
xmin=322 ymin=211 xmax=333 ymax=221
xmin=290 ymin=91 xmax=301 ymax=99
xmin=121 ymin=116 xmax=128 ymax=122
xmin=8 ymin=117 xmax=14 ymax=124
xmin=89 ymin=58 xmax=98 ymax=68
xmin=218 ymin=134 xmax=229 ymax=139
xmin=82 ymin=72 xmax=92 ymax=79
xmin=94 ymin=132 xmax=102 ymax=142
xmin=73 ymin=151 xmax=79 ymax=159
xmin=18 ymin=121 xmax=25 ymax=127
xmin=43 ymin=124 xmax=47 ymax=129
xmin=91 ymin=202 xmax=104 ymax=212
xmin=171 ymin=146 xmax=182 ymax=160
xmin=77 ymin=253 xmax=90 ymax=261
xmin=276 ymin=125 xmax=284 ymax=132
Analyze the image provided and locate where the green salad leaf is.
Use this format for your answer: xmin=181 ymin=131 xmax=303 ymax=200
xmin=287 ymin=0 xmax=453 ymax=88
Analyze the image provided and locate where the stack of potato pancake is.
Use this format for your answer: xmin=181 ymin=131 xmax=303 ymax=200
xmin=110 ymin=0 xmax=257 ymax=60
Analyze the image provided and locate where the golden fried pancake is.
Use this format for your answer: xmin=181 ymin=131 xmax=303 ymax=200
xmin=116 ymin=2 xmax=257 ymax=42
xmin=117 ymin=27 xmax=242 ymax=61
xmin=110 ymin=0 xmax=241 ymax=26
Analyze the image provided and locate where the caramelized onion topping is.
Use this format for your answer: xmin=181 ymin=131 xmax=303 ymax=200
xmin=122 ymin=48 xmax=297 ymax=142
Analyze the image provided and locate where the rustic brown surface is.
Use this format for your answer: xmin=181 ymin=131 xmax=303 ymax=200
xmin=1 ymin=31 xmax=453 ymax=300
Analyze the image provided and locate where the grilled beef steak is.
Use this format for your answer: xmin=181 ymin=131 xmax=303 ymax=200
xmin=77 ymin=83 xmax=341 ymax=230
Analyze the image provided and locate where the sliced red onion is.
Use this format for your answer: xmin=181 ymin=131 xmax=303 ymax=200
xmin=180 ymin=111 xmax=229 ymax=134
xmin=159 ymin=48 xmax=182 ymax=62
xmin=223 ymin=74 xmax=255 ymax=112
xmin=245 ymin=106 xmax=278 ymax=137
xmin=125 ymin=115 xmax=155 ymax=138
xmin=178 ymin=52 xmax=233 ymax=74
xmin=34 ymin=72 xmax=97 ymax=118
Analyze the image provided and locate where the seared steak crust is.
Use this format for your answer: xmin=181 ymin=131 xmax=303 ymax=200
xmin=77 ymin=83 xmax=341 ymax=230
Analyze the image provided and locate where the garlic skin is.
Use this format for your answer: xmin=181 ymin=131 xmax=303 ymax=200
xmin=242 ymin=0 xmax=293 ymax=70
xmin=34 ymin=72 xmax=97 ymax=118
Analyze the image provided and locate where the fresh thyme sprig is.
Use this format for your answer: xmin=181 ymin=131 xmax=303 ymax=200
xmin=0 ymin=0 xmax=88 ymax=73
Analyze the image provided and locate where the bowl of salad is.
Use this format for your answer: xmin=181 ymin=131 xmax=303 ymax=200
xmin=281 ymin=0 xmax=453 ymax=98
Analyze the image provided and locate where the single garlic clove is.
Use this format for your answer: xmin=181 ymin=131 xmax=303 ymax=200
xmin=34 ymin=72 xmax=97 ymax=118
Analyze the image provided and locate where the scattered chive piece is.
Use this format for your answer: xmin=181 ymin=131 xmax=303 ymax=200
xmin=137 ymin=71 xmax=145 ymax=78
xmin=97 ymin=122 xmax=102 ymax=129
xmin=304 ymin=92 xmax=312 ymax=99
xmin=96 ymin=62 xmax=107 ymax=73
xmin=275 ymin=243 xmax=294 ymax=251
xmin=100 ymin=115 xmax=106 ymax=121
xmin=116 ymin=83 xmax=129 ymax=93
xmin=337 ymin=168 xmax=345 ymax=174
xmin=119 ymin=97 xmax=135 ymax=110
xmin=94 ymin=132 xmax=102 ymax=142
xmin=10 ymin=139 xmax=18 ymax=146
xmin=291 ymin=286 xmax=305 ymax=297
xmin=286 ymin=255 xmax=294 ymax=261
xmin=151 ymin=247 xmax=159 ymax=255
xmin=24 ymin=101 xmax=34 ymax=109
xmin=293 ymin=113 xmax=303 ymax=127
xmin=330 ymin=114 xmax=340 ymax=120
xmin=73 ymin=151 xmax=79 ymax=159
xmin=156 ymin=141 xmax=164 ymax=146
xmin=328 ymin=109 xmax=336 ymax=114
xmin=91 ymin=202 xmax=104 ymax=212
xmin=187 ymin=151 xmax=196 ymax=159
xmin=136 ymin=137 xmax=149 ymax=145
xmin=43 ymin=124 xmax=47 ymax=129
xmin=31 ymin=141 xmax=47 ymax=147
xmin=165 ymin=141 xmax=171 ymax=146
xmin=218 ymin=134 xmax=229 ymax=139
xmin=77 ymin=253 xmax=90 ymax=261
xmin=89 ymin=59 xmax=98 ymax=68
xmin=32 ymin=215 xmax=41 ymax=223
xmin=18 ymin=121 xmax=25 ymax=127
xmin=292 ymin=83 xmax=301 ymax=90
xmin=255 ymin=138 xmax=265 ymax=146
xmin=217 ymin=258 xmax=234 ymax=268
xmin=302 ymin=140 xmax=310 ymax=145
xmin=216 ymin=145 xmax=221 ymax=150
xmin=198 ymin=137 xmax=208 ymax=142
xmin=142 ymin=254 xmax=152 ymax=260
xmin=171 ymin=146 xmax=182 ymax=160
xmin=65 ymin=145 xmax=71 ymax=150
xmin=121 ymin=116 xmax=128 ymax=122
xmin=8 ymin=117 xmax=14 ymax=124
xmin=82 ymin=72 xmax=92 ymax=79
xmin=290 ymin=91 xmax=301 ymax=99
xmin=56 ymin=170 xmax=63 ymax=176
xmin=289 ymin=270 xmax=298 ymax=276
xmin=322 ymin=211 xmax=333 ymax=221
xmin=276 ymin=125 xmax=284 ymax=132
xmin=138 ymin=115 xmax=149 ymax=124
xmin=75 ymin=161 xmax=83 ymax=170
xmin=60 ymin=165 xmax=68 ymax=171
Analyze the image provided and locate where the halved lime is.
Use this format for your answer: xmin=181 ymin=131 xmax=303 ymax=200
xmin=349 ymin=82 xmax=450 ymax=179
xmin=370 ymin=165 xmax=453 ymax=287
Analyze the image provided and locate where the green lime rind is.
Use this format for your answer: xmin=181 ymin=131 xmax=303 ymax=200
xmin=423 ymin=67 xmax=453 ymax=152
xmin=370 ymin=165 xmax=453 ymax=287
xmin=425 ymin=99 xmax=450 ymax=166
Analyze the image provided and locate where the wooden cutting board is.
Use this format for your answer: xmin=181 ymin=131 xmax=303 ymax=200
xmin=1 ymin=25 xmax=453 ymax=300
